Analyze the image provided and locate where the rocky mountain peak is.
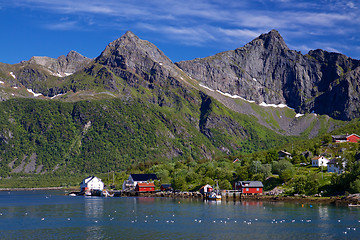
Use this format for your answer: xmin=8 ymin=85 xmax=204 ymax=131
xmin=27 ymin=51 xmax=90 ymax=77
xmin=66 ymin=50 xmax=88 ymax=62
xmin=96 ymin=31 xmax=173 ymax=71
xmin=122 ymin=30 xmax=138 ymax=40
xmin=245 ymin=29 xmax=289 ymax=51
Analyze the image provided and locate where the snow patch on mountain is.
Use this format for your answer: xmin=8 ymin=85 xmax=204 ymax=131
xmin=27 ymin=89 xmax=42 ymax=97
xmin=10 ymin=72 xmax=16 ymax=79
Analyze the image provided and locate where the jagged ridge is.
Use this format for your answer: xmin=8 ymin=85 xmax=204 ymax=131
xmin=176 ymin=29 xmax=360 ymax=121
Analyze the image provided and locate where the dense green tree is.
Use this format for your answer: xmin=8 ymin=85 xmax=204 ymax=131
xmin=219 ymin=179 xmax=232 ymax=190
xmin=291 ymin=175 xmax=307 ymax=194
xmin=350 ymin=177 xmax=360 ymax=193
xmin=235 ymin=166 xmax=249 ymax=181
xmin=272 ymin=160 xmax=293 ymax=175
xmin=249 ymin=161 xmax=262 ymax=175
xmin=265 ymin=150 xmax=278 ymax=163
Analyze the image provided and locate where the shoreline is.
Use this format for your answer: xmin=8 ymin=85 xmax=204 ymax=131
xmin=0 ymin=187 xmax=78 ymax=191
xmin=1 ymin=187 xmax=359 ymax=206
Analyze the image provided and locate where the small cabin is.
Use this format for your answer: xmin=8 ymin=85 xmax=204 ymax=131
xmin=234 ymin=181 xmax=263 ymax=195
xmin=160 ymin=184 xmax=173 ymax=192
xmin=199 ymin=184 xmax=213 ymax=194
xmin=135 ymin=182 xmax=155 ymax=192
xmin=80 ymin=176 xmax=104 ymax=192
xmin=332 ymin=134 xmax=360 ymax=143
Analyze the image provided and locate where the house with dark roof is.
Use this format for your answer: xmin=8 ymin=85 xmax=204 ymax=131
xmin=122 ymin=174 xmax=158 ymax=190
xmin=234 ymin=181 xmax=263 ymax=195
xmin=332 ymin=134 xmax=360 ymax=143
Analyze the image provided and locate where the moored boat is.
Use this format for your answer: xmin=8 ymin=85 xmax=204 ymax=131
xmin=208 ymin=191 xmax=221 ymax=200
xmin=348 ymin=203 xmax=360 ymax=207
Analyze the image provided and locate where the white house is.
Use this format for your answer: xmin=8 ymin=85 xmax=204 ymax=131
xmin=122 ymin=174 xmax=158 ymax=190
xmin=311 ymin=156 xmax=329 ymax=167
xmin=327 ymin=158 xmax=346 ymax=174
xmin=80 ymin=176 xmax=104 ymax=192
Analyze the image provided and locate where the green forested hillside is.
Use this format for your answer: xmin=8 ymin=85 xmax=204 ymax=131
xmin=0 ymin=94 xmax=289 ymax=180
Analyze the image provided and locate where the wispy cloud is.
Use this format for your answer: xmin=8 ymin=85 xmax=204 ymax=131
xmin=2 ymin=0 xmax=359 ymax=58
xmin=218 ymin=29 xmax=260 ymax=39
xmin=44 ymin=21 xmax=79 ymax=30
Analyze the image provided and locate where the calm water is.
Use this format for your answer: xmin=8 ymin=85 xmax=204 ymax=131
xmin=0 ymin=191 xmax=359 ymax=239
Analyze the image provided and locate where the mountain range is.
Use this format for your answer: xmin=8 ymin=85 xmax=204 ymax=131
xmin=0 ymin=29 xmax=358 ymax=175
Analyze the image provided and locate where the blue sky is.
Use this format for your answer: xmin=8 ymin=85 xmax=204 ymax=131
xmin=0 ymin=0 xmax=359 ymax=64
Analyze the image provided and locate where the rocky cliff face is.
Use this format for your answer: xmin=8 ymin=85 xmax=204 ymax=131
xmin=28 ymin=50 xmax=91 ymax=77
xmin=176 ymin=30 xmax=360 ymax=120
xmin=96 ymin=31 xmax=185 ymax=87
xmin=94 ymin=31 xmax=196 ymax=107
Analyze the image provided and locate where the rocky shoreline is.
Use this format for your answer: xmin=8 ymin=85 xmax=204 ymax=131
xmin=141 ymin=191 xmax=360 ymax=206
xmin=2 ymin=187 xmax=360 ymax=206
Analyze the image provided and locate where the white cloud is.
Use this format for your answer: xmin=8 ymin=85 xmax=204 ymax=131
xmin=347 ymin=2 xmax=356 ymax=9
xmin=218 ymin=29 xmax=260 ymax=39
xmin=45 ymin=21 xmax=78 ymax=30
xmin=139 ymin=23 xmax=216 ymax=46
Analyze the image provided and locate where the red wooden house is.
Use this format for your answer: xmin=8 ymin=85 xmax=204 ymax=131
xmin=332 ymin=134 xmax=360 ymax=143
xmin=234 ymin=181 xmax=263 ymax=195
xmin=135 ymin=182 xmax=155 ymax=192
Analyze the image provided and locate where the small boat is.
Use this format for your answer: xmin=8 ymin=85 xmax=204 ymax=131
xmin=208 ymin=191 xmax=221 ymax=200
xmin=102 ymin=189 xmax=114 ymax=197
xmin=348 ymin=203 xmax=360 ymax=207
xmin=69 ymin=193 xmax=77 ymax=197
xmin=208 ymin=180 xmax=221 ymax=200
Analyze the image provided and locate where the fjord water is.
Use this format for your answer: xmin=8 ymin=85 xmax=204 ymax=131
xmin=0 ymin=191 xmax=359 ymax=239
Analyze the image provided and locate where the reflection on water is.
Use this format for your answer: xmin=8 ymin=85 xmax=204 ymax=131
xmin=84 ymin=197 xmax=105 ymax=240
xmin=241 ymin=201 xmax=263 ymax=207
xmin=85 ymin=197 xmax=104 ymax=218
xmin=318 ymin=205 xmax=329 ymax=220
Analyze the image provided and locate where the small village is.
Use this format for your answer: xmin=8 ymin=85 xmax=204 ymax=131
xmin=73 ymin=173 xmax=264 ymax=201
xmin=69 ymin=133 xmax=360 ymax=205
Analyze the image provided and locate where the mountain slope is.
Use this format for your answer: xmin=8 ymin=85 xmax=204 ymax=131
xmin=176 ymin=30 xmax=360 ymax=121
xmin=0 ymin=31 xmax=293 ymax=177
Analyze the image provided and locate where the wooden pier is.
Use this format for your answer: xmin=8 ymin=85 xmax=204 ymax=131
xmin=221 ymin=190 xmax=243 ymax=201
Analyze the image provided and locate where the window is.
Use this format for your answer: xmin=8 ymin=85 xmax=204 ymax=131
xmin=256 ymin=188 xmax=259 ymax=191
xmin=246 ymin=188 xmax=249 ymax=191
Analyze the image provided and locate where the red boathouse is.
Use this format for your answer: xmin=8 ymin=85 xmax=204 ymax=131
xmin=135 ymin=182 xmax=155 ymax=192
